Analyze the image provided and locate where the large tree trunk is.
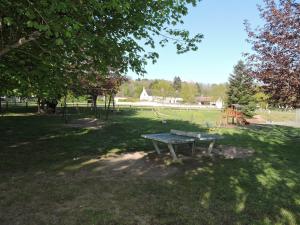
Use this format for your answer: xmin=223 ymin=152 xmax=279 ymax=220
xmin=37 ymin=97 xmax=41 ymax=114
xmin=105 ymin=95 xmax=112 ymax=120
xmin=92 ymin=94 xmax=97 ymax=113
xmin=104 ymin=95 xmax=107 ymax=111
xmin=63 ymin=95 xmax=68 ymax=123
xmin=112 ymin=94 xmax=115 ymax=110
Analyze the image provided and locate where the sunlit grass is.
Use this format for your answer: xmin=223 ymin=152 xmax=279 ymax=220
xmin=258 ymin=109 xmax=297 ymax=122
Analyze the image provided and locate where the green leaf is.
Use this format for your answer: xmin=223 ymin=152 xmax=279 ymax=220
xmin=65 ymin=31 xmax=72 ymax=38
xmin=55 ymin=38 xmax=64 ymax=46
xmin=3 ymin=17 xmax=13 ymax=26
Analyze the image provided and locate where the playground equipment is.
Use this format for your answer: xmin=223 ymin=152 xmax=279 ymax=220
xmin=219 ymin=104 xmax=249 ymax=126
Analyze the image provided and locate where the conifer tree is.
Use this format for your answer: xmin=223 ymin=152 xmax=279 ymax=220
xmin=226 ymin=60 xmax=257 ymax=117
xmin=173 ymin=76 xmax=182 ymax=91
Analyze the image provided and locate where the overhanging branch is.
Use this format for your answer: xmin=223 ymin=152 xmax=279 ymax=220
xmin=0 ymin=31 xmax=41 ymax=58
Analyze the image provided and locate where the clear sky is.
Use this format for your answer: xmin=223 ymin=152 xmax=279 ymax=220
xmin=128 ymin=0 xmax=264 ymax=84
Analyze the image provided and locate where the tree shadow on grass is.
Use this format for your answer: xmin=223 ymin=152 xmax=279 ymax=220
xmin=1 ymin=111 xmax=300 ymax=224
xmin=178 ymin=124 xmax=300 ymax=224
xmin=0 ymin=109 xmax=207 ymax=173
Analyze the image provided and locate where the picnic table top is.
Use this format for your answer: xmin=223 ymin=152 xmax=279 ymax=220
xmin=141 ymin=132 xmax=223 ymax=144
xmin=141 ymin=133 xmax=195 ymax=144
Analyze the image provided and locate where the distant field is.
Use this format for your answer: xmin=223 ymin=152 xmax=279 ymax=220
xmin=131 ymin=108 xmax=221 ymax=125
xmin=2 ymin=103 xmax=298 ymax=124
xmin=258 ymin=110 xmax=297 ymax=122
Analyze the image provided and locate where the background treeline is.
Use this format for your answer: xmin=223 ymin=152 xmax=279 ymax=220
xmin=118 ymin=76 xmax=228 ymax=103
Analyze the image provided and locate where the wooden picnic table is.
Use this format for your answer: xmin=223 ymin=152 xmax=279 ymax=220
xmin=142 ymin=130 xmax=223 ymax=160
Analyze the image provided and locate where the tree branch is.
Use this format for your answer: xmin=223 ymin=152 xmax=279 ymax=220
xmin=0 ymin=31 xmax=40 ymax=58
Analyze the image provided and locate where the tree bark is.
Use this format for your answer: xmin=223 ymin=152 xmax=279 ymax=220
xmin=37 ymin=97 xmax=41 ymax=114
xmin=92 ymin=94 xmax=97 ymax=113
xmin=63 ymin=95 xmax=68 ymax=123
xmin=112 ymin=94 xmax=115 ymax=110
xmin=105 ymin=94 xmax=112 ymax=120
xmin=0 ymin=32 xmax=40 ymax=58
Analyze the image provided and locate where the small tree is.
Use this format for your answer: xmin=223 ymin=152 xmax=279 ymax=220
xmin=254 ymin=91 xmax=270 ymax=110
xmin=75 ymin=72 xmax=104 ymax=113
xmin=74 ymin=67 xmax=126 ymax=118
xmin=226 ymin=60 xmax=257 ymax=117
xmin=181 ymin=82 xmax=198 ymax=103
xmin=102 ymin=72 xmax=127 ymax=119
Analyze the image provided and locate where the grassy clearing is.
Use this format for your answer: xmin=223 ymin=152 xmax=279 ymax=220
xmin=258 ymin=109 xmax=297 ymax=122
xmin=0 ymin=107 xmax=300 ymax=225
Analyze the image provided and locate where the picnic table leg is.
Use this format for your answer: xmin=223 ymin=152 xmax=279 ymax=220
xmin=152 ymin=140 xmax=161 ymax=154
xmin=208 ymin=140 xmax=215 ymax=155
xmin=167 ymin=144 xmax=178 ymax=160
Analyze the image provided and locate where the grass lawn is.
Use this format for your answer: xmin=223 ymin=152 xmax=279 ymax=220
xmin=0 ymin=107 xmax=300 ymax=225
xmin=258 ymin=110 xmax=297 ymax=122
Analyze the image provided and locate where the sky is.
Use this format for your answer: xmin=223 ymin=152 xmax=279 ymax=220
xmin=128 ymin=0 xmax=264 ymax=84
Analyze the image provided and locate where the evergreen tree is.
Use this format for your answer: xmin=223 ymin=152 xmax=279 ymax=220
xmin=226 ymin=60 xmax=257 ymax=117
xmin=173 ymin=76 xmax=182 ymax=91
xmin=196 ymin=82 xmax=202 ymax=96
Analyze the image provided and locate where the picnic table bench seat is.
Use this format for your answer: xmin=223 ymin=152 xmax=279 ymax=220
xmin=142 ymin=130 xmax=223 ymax=160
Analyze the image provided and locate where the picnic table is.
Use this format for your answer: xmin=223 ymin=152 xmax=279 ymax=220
xmin=142 ymin=129 xmax=223 ymax=160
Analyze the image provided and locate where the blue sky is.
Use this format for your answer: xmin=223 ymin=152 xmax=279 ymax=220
xmin=128 ymin=0 xmax=264 ymax=84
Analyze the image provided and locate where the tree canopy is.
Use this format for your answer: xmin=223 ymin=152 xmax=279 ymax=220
xmin=245 ymin=0 xmax=300 ymax=107
xmin=180 ymin=82 xmax=198 ymax=103
xmin=0 ymin=0 xmax=203 ymax=105
xmin=1 ymin=0 xmax=203 ymax=72
xmin=150 ymin=80 xmax=175 ymax=98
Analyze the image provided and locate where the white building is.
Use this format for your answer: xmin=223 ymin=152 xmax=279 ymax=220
xmin=196 ymin=96 xmax=224 ymax=108
xmin=139 ymin=87 xmax=182 ymax=104
xmin=140 ymin=87 xmax=153 ymax=101
xmin=215 ymin=98 xmax=224 ymax=109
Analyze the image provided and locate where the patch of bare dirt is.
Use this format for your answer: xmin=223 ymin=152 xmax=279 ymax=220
xmin=67 ymin=145 xmax=254 ymax=181
xmin=193 ymin=146 xmax=254 ymax=159
xmin=65 ymin=117 xmax=103 ymax=129
xmin=211 ymin=145 xmax=255 ymax=159
xmin=247 ymin=115 xmax=266 ymax=124
xmin=72 ymin=151 xmax=179 ymax=180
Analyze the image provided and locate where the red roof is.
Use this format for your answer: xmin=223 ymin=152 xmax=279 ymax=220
xmin=196 ymin=96 xmax=213 ymax=102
